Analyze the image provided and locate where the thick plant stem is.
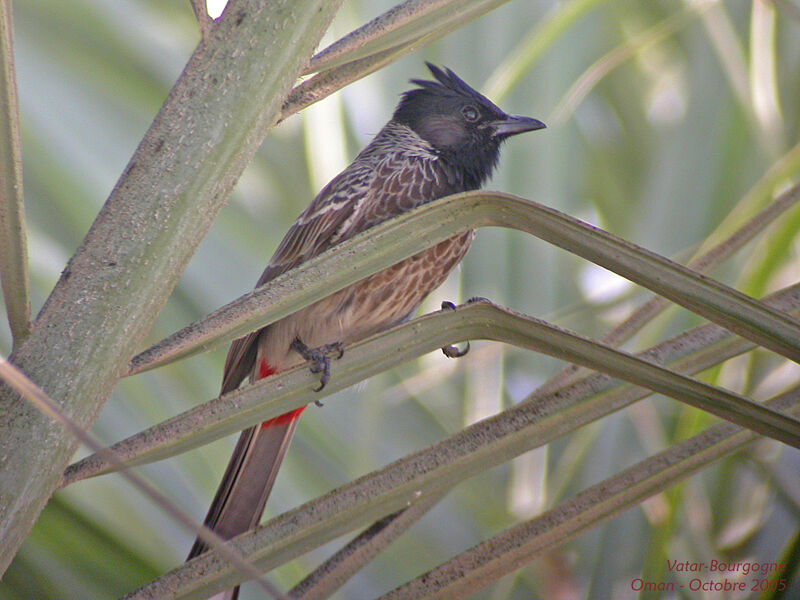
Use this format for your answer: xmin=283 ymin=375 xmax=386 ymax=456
xmin=0 ymin=0 xmax=342 ymax=574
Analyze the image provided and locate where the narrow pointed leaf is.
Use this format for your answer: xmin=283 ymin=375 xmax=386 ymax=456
xmin=306 ymin=0 xmax=509 ymax=75
xmin=129 ymin=192 xmax=800 ymax=376
xmin=67 ymin=293 xmax=800 ymax=486
xmin=379 ymin=386 xmax=800 ymax=599
xmin=0 ymin=0 xmax=30 ymax=344
xmin=120 ymin=322 xmax=800 ymax=600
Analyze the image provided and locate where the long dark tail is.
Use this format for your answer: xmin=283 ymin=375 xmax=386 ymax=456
xmin=187 ymin=408 xmax=304 ymax=599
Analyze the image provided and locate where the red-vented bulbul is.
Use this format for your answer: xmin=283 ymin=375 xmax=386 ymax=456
xmin=187 ymin=64 xmax=545 ymax=599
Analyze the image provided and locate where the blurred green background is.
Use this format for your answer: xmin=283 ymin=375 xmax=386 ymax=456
xmin=2 ymin=0 xmax=800 ymax=598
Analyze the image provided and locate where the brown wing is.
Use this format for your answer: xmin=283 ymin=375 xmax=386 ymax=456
xmin=218 ymin=161 xmax=376 ymax=393
xmin=219 ymin=330 xmax=261 ymax=394
xmin=254 ymin=163 xmax=375 ymax=286
xmin=327 ymin=147 xmax=447 ymax=243
xmin=220 ymin=144 xmax=447 ymax=393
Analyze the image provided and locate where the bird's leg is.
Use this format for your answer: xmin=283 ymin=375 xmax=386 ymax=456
xmin=291 ymin=338 xmax=345 ymax=395
xmin=440 ymin=301 xmax=470 ymax=358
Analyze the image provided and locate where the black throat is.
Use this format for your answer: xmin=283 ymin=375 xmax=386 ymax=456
xmin=433 ymin=141 xmax=501 ymax=192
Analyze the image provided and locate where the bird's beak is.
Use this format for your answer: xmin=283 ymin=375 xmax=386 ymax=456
xmin=490 ymin=115 xmax=547 ymax=138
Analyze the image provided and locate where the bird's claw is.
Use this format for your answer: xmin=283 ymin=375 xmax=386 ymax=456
xmin=442 ymin=341 xmax=470 ymax=358
xmin=291 ymin=339 xmax=345 ymax=392
xmin=440 ymin=300 xmax=470 ymax=358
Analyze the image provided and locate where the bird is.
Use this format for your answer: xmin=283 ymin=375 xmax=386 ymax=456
xmin=187 ymin=63 xmax=546 ymax=599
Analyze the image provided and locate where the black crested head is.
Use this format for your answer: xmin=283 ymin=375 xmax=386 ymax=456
xmin=392 ymin=63 xmax=545 ymax=190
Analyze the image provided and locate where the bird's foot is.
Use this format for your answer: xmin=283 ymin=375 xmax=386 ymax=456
xmin=439 ymin=301 xmax=470 ymax=359
xmin=442 ymin=343 xmax=470 ymax=358
xmin=291 ymin=338 xmax=345 ymax=393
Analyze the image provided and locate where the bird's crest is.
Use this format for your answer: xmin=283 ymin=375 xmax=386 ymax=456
xmin=404 ymin=62 xmax=497 ymax=109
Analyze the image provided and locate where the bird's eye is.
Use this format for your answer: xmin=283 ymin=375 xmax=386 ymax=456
xmin=461 ymin=105 xmax=480 ymax=122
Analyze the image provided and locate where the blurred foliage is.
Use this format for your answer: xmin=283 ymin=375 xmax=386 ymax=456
xmin=1 ymin=0 xmax=800 ymax=599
